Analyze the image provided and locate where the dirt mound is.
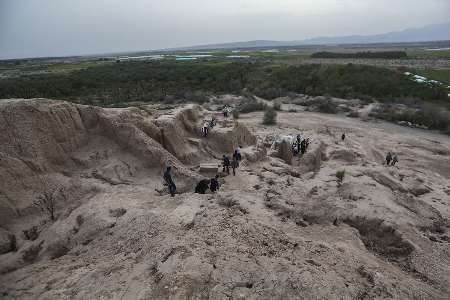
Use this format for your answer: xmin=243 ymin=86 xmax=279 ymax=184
xmin=1 ymin=99 xmax=450 ymax=299
xmin=0 ymin=100 xmax=203 ymax=223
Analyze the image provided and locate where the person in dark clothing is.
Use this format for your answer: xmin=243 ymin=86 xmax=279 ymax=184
xmin=296 ymin=135 xmax=301 ymax=155
xmin=195 ymin=179 xmax=210 ymax=194
xmin=210 ymin=175 xmax=220 ymax=192
xmin=222 ymin=155 xmax=230 ymax=175
xmin=202 ymin=121 xmax=209 ymax=137
xmin=342 ymin=133 xmax=346 ymax=141
xmin=386 ymin=152 xmax=392 ymax=166
xmin=292 ymin=142 xmax=299 ymax=156
xmin=391 ymin=154 xmax=398 ymax=166
xmin=232 ymin=150 xmax=241 ymax=168
xmin=236 ymin=146 xmax=242 ymax=161
xmin=300 ymin=139 xmax=307 ymax=155
xmin=231 ymin=157 xmax=238 ymax=176
xmin=163 ymin=167 xmax=176 ymax=197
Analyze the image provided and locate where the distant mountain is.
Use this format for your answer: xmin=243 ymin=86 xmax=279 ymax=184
xmin=303 ymin=22 xmax=450 ymax=45
xmin=170 ymin=22 xmax=450 ymax=51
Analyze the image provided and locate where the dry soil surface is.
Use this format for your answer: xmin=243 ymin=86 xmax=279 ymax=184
xmin=0 ymin=99 xmax=449 ymax=299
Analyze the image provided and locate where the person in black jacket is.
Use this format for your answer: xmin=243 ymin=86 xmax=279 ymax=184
xmin=210 ymin=175 xmax=220 ymax=192
xmin=222 ymin=155 xmax=230 ymax=175
xmin=163 ymin=166 xmax=176 ymax=197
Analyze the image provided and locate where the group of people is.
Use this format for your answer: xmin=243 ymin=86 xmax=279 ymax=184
xmin=292 ymin=134 xmax=310 ymax=156
xmin=195 ymin=175 xmax=220 ymax=194
xmin=163 ymin=147 xmax=243 ymax=197
xmin=222 ymin=105 xmax=232 ymax=118
xmin=222 ymin=147 xmax=242 ymax=176
xmin=385 ymin=152 xmax=399 ymax=166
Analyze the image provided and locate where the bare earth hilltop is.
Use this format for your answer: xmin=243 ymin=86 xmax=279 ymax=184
xmin=0 ymin=98 xmax=449 ymax=299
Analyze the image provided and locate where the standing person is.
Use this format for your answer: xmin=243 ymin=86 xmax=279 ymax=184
xmin=222 ymin=155 xmax=230 ymax=175
xmin=292 ymin=142 xmax=298 ymax=156
xmin=223 ymin=106 xmax=229 ymax=118
xmin=210 ymin=175 xmax=220 ymax=193
xmin=342 ymin=133 xmax=346 ymax=141
xmin=300 ymin=139 xmax=307 ymax=155
xmin=202 ymin=121 xmax=209 ymax=137
xmin=306 ymin=138 xmax=310 ymax=150
xmin=209 ymin=117 xmax=216 ymax=129
xmin=296 ymin=135 xmax=301 ymax=155
xmin=232 ymin=150 xmax=239 ymax=168
xmin=231 ymin=156 xmax=238 ymax=176
xmin=236 ymin=146 xmax=242 ymax=162
xmin=391 ymin=154 xmax=398 ymax=166
xmin=386 ymin=152 xmax=392 ymax=166
xmin=163 ymin=166 xmax=176 ymax=197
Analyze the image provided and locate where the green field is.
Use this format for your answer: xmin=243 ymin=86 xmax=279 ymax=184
xmin=413 ymin=69 xmax=450 ymax=86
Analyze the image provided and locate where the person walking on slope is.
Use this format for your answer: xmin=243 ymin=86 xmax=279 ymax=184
xmin=386 ymin=152 xmax=392 ymax=166
xmin=202 ymin=121 xmax=209 ymax=137
xmin=210 ymin=175 xmax=220 ymax=193
xmin=391 ymin=154 xmax=398 ymax=166
xmin=163 ymin=166 xmax=176 ymax=197
xmin=300 ymin=139 xmax=307 ymax=155
xmin=231 ymin=156 xmax=239 ymax=176
xmin=222 ymin=155 xmax=230 ymax=175
xmin=296 ymin=135 xmax=301 ymax=155
xmin=342 ymin=133 xmax=346 ymax=141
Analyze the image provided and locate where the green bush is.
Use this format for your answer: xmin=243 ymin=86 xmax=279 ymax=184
xmin=238 ymin=98 xmax=267 ymax=113
xmin=263 ymin=108 xmax=277 ymax=125
xmin=336 ymin=170 xmax=346 ymax=187
xmin=317 ymin=98 xmax=338 ymax=114
xmin=0 ymin=61 xmax=447 ymax=107
xmin=371 ymin=103 xmax=450 ymax=134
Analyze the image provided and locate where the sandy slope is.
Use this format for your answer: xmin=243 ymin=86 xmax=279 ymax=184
xmin=0 ymin=99 xmax=449 ymax=299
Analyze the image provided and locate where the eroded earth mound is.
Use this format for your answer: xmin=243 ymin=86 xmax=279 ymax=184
xmin=0 ymin=98 xmax=449 ymax=299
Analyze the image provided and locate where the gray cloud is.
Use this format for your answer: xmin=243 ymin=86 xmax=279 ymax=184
xmin=1 ymin=0 xmax=449 ymax=59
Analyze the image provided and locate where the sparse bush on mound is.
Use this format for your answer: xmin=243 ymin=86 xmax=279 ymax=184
xmin=218 ymin=197 xmax=238 ymax=208
xmin=76 ymin=215 xmax=84 ymax=227
xmin=23 ymin=226 xmax=39 ymax=241
xmin=336 ymin=170 xmax=346 ymax=187
xmin=263 ymin=108 xmax=277 ymax=125
xmin=34 ymin=184 xmax=67 ymax=221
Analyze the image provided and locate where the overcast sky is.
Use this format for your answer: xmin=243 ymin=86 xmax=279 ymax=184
xmin=1 ymin=0 xmax=450 ymax=59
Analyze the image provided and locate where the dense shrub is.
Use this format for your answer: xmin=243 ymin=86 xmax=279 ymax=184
xmin=316 ymin=98 xmax=338 ymax=114
xmin=0 ymin=61 xmax=447 ymax=107
xmin=238 ymin=98 xmax=267 ymax=113
xmin=311 ymin=51 xmax=408 ymax=59
xmin=371 ymin=103 xmax=450 ymax=133
xmin=263 ymin=108 xmax=277 ymax=125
